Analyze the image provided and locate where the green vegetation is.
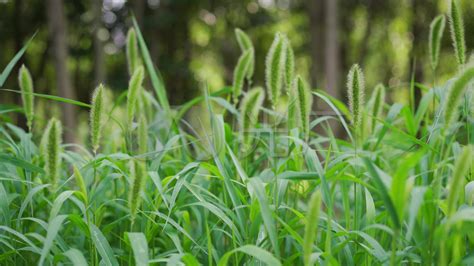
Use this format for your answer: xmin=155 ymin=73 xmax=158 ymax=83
xmin=1 ymin=8 xmax=474 ymax=266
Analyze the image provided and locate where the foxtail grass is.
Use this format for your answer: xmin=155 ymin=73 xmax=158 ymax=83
xmin=429 ymin=15 xmax=446 ymax=71
xmin=449 ymin=0 xmax=466 ymax=68
xmin=90 ymin=84 xmax=104 ymax=153
xmin=18 ymin=65 xmax=34 ymax=131
xmin=126 ymin=28 xmax=141 ymax=75
xmin=235 ymin=28 xmax=254 ymax=81
xmin=43 ymin=118 xmax=62 ymax=190
xmin=232 ymin=49 xmax=254 ymax=103
xmin=347 ymin=64 xmax=365 ymax=129
xmin=265 ymin=33 xmax=286 ymax=108
xmin=127 ymin=66 xmax=145 ymax=126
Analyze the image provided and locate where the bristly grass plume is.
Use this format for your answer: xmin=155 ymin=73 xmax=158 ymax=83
xmin=429 ymin=15 xmax=446 ymax=70
xmin=235 ymin=28 xmax=255 ymax=81
xmin=239 ymin=87 xmax=265 ymax=145
xmin=347 ymin=64 xmax=365 ymax=128
xmin=265 ymin=32 xmax=286 ymax=108
xmin=443 ymin=64 xmax=474 ymax=131
xmin=449 ymin=0 xmax=466 ymax=68
xmin=127 ymin=66 xmax=145 ymax=126
xmin=18 ymin=64 xmax=34 ymax=131
xmin=90 ymin=84 xmax=104 ymax=153
xmin=232 ymin=49 xmax=254 ymax=103
xmin=291 ymin=76 xmax=313 ymax=139
xmin=126 ymin=28 xmax=141 ymax=75
xmin=44 ymin=118 xmax=62 ymax=190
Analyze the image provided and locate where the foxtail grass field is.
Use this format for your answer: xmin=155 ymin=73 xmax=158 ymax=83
xmin=1 ymin=5 xmax=474 ymax=266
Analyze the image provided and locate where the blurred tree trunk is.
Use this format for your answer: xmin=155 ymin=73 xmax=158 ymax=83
xmin=93 ymin=0 xmax=105 ymax=86
xmin=324 ymin=0 xmax=340 ymax=99
xmin=308 ymin=0 xmax=325 ymax=88
xmin=47 ymin=0 xmax=77 ymax=144
xmin=13 ymin=0 xmax=27 ymax=129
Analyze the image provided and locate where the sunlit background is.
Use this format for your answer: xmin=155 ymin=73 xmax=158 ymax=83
xmin=1 ymin=0 xmax=474 ymax=142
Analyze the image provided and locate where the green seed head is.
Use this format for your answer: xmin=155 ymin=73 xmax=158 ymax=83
xmin=347 ymin=64 xmax=365 ymax=128
xmin=283 ymin=35 xmax=295 ymax=95
xmin=429 ymin=15 xmax=446 ymax=70
xmin=138 ymin=114 xmax=148 ymax=155
xmin=449 ymin=0 xmax=466 ymax=68
xmin=291 ymin=76 xmax=313 ymax=140
xmin=239 ymin=87 xmax=265 ymax=145
xmin=18 ymin=64 xmax=34 ymax=131
xmin=235 ymin=28 xmax=255 ymax=80
xmin=303 ymin=189 xmax=322 ymax=266
xmin=90 ymin=84 xmax=104 ymax=153
xmin=44 ymin=118 xmax=62 ymax=190
xmin=126 ymin=28 xmax=141 ymax=75
xmin=443 ymin=64 xmax=474 ymax=131
xmin=265 ymin=32 xmax=287 ymax=109
xmin=447 ymin=145 xmax=473 ymax=216
xmin=129 ymin=160 xmax=146 ymax=223
xmin=369 ymin=83 xmax=386 ymax=131
xmin=232 ymin=49 xmax=254 ymax=103
xmin=127 ymin=66 xmax=145 ymax=126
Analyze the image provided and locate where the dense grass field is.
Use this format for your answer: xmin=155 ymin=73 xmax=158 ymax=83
xmin=1 ymin=4 xmax=474 ymax=266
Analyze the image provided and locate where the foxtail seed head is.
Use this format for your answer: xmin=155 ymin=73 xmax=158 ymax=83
xmin=265 ymin=32 xmax=287 ymax=109
xmin=303 ymin=189 xmax=322 ymax=266
xmin=447 ymin=145 xmax=473 ymax=217
xmin=44 ymin=118 xmax=62 ymax=190
xmin=232 ymin=49 xmax=254 ymax=103
xmin=239 ymin=87 xmax=265 ymax=145
xmin=291 ymin=76 xmax=313 ymax=140
xmin=126 ymin=28 xmax=141 ymax=75
xmin=127 ymin=66 xmax=145 ymax=126
xmin=90 ymin=84 xmax=104 ymax=153
xmin=347 ymin=64 xmax=365 ymax=128
xmin=18 ymin=65 xmax=34 ymax=131
xmin=235 ymin=28 xmax=255 ymax=80
xmin=443 ymin=64 xmax=474 ymax=131
xmin=449 ymin=0 xmax=466 ymax=68
xmin=429 ymin=15 xmax=446 ymax=70
xmin=283 ymin=35 xmax=295 ymax=95
xmin=369 ymin=84 xmax=385 ymax=131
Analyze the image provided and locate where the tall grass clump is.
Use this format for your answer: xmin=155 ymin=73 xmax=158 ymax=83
xmin=3 ymin=16 xmax=474 ymax=266
xmin=265 ymin=32 xmax=286 ymax=108
xmin=18 ymin=64 xmax=34 ymax=131
xmin=449 ymin=0 xmax=466 ymax=68
xmin=90 ymin=84 xmax=104 ymax=153
xmin=347 ymin=64 xmax=365 ymax=129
